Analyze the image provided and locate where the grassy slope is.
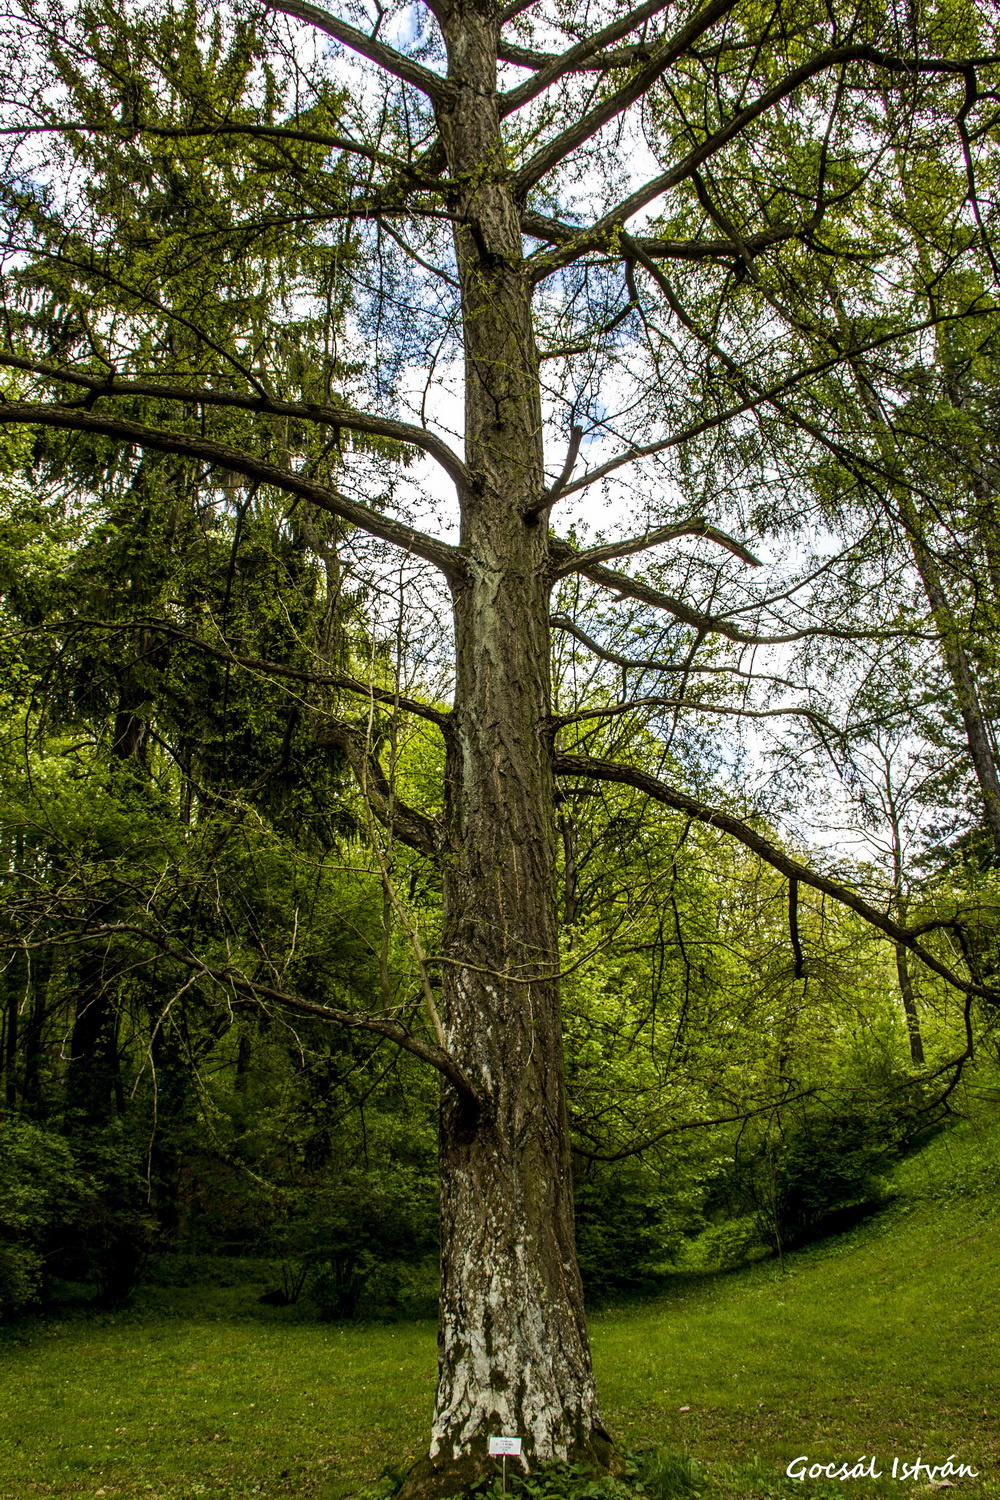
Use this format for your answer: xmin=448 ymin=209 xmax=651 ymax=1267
xmin=1 ymin=1102 xmax=997 ymax=1500
xmin=594 ymin=1101 xmax=1000 ymax=1499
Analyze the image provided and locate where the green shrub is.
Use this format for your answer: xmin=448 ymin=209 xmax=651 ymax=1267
xmin=769 ymin=1113 xmax=890 ymax=1246
xmin=473 ymin=1460 xmax=634 ymax=1500
xmin=699 ymin=1108 xmax=894 ymax=1258
xmin=574 ymin=1167 xmax=707 ymax=1300
xmin=261 ymin=1167 xmax=438 ymax=1320
xmin=0 ymin=1117 xmax=85 ymax=1319
xmin=672 ymin=1214 xmax=766 ymax=1273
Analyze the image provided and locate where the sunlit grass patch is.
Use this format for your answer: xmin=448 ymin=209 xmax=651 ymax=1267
xmin=592 ymin=1105 xmax=1000 ymax=1498
xmin=1 ymin=1105 xmax=998 ymax=1499
xmin=0 ymin=1312 xmax=435 ymax=1499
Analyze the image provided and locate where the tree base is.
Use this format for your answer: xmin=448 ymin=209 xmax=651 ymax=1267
xmin=397 ymin=1452 xmax=489 ymax=1500
xmin=396 ymin=1433 xmax=618 ymax=1500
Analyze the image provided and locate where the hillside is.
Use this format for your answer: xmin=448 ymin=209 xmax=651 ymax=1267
xmin=1 ymin=1098 xmax=997 ymax=1500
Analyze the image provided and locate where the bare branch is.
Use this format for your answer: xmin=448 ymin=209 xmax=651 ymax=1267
xmin=515 ymin=39 xmax=1000 ymax=197
xmin=103 ymin=922 xmax=481 ymax=1107
xmin=522 ymin=211 xmax=797 ymax=282
xmin=557 ymin=293 xmax=975 ymax=504
xmin=0 ymin=401 xmax=465 ymax=580
xmin=553 ymin=696 xmax=837 ymax=733
xmin=523 ymin=422 xmax=582 ymax=522
xmin=501 ymin=0 xmax=739 ymax=122
xmin=267 ymin=0 xmax=456 ymax=104
xmin=44 ymin=617 xmax=450 ymax=727
xmin=651 ymin=46 xmax=1000 ymax=197
xmin=551 ymin=614 xmax=799 ymax=685
xmin=572 ymin=1086 xmax=819 ymax=1161
xmin=554 ymin=754 xmax=999 ymax=1003
xmin=315 ymin=720 xmax=442 ymax=858
xmin=500 ymin=40 xmax=657 ymax=73
xmin=0 ymin=354 xmax=469 ymax=490
xmin=0 ymin=119 xmax=450 ymax=188
xmin=511 ymin=0 xmax=747 ymax=190
xmin=548 ymin=541 xmax=871 ymax=644
xmin=547 ymin=423 xmax=583 ymax=500
xmin=551 ymin=519 xmax=761 ymax=576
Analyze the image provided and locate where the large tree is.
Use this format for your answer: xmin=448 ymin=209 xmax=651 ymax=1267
xmin=2 ymin=0 xmax=999 ymax=1485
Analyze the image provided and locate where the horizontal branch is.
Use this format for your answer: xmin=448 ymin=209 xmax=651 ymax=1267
xmin=500 ymin=39 xmax=657 ymax=73
xmin=0 ymin=354 xmax=469 ymax=490
xmin=548 ymin=541 xmax=859 ymax=644
xmin=502 ymin=0 xmax=738 ymax=127
xmin=551 ymin=614 xmax=798 ymax=685
xmin=522 ymin=211 xmax=797 ymax=281
xmin=0 ymin=119 xmax=449 ymax=188
xmin=499 ymin=0 xmax=674 ymax=114
xmin=551 ymin=518 xmax=761 ymax=576
xmin=553 ymin=695 xmax=836 ymax=733
xmin=516 ymin=34 xmax=999 ymax=206
xmin=511 ymin=0 xmax=743 ymax=190
xmin=554 ymin=753 xmax=999 ymax=1003
xmin=0 ymin=401 xmax=464 ymax=580
xmin=267 ymin=0 xmax=455 ymax=104
xmin=572 ymin=1086 xmax=819 ymax=1161
xmin=48 ymin=617 xmax=450 ymax=727
xmin=652 ymin=45 xmax=1000 ymax=198
xmin=106 ymin=921 xmax=480 ymax=1107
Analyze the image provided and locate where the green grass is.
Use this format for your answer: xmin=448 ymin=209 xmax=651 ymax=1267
xmin=1 ymin=1103 xmax=998 ymax=1500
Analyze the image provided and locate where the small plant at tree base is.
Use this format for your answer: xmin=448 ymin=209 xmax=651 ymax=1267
xmin=456 ymin=1450 xmax=701 ymax=1500
xmin=629 ymin=1448 xmax=703 ymax=1500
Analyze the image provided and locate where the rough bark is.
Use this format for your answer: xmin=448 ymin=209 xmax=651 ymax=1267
xmin=407 ymin=2 xmax=609 ymax=1486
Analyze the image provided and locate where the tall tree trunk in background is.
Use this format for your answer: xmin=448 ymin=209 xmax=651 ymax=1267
xmin=887 ymin=802 xmax=925 ymax=1066
xmin=410 ymin=4 xmax=608 ymax=1487
xmin=846 ymin=354 xmax=1000 ymax=860
xmin=899 ymin=502 xmax=1000 ymax=862
xmin=19 ymin=946 xmax=52 ymax=1116
xmin=894 ymin=941 xmax=925 ymax=1066
xmin=2 ymin=944 xmax=23 ymax=1108
xmin=64 ymin=950 xmax=122 ymax=1125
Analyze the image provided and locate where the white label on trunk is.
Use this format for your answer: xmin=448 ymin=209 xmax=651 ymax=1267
xmin=489 ymin=1437 xmax=522 ymax=1457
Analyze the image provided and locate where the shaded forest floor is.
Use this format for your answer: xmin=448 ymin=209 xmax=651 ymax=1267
xmin=1 ymin=1103 xmax=998 ymax=1500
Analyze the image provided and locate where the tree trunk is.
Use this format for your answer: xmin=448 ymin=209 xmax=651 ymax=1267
xmin=894 ymin=942 xmax=924 ymax=1065
xmin=2 ymin=944 xmax=22 ymax=1108
xmin=901 ymin=505 xmax=1000 ymax=862
xmin=64 ymin=951 xmax=122 ymax=1126
xmin=889 ymin=852 xmax=925 ymax=1069
xmin=410 ymin=2 xmax=609 ymax=1485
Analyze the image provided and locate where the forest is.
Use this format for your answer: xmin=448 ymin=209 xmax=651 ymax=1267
xmin=1 ymin=0 xmax=999 ymax=1495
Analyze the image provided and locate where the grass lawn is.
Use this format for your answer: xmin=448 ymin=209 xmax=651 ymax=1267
xmin=1 ymin=1105 xmax=997 ymax=1500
